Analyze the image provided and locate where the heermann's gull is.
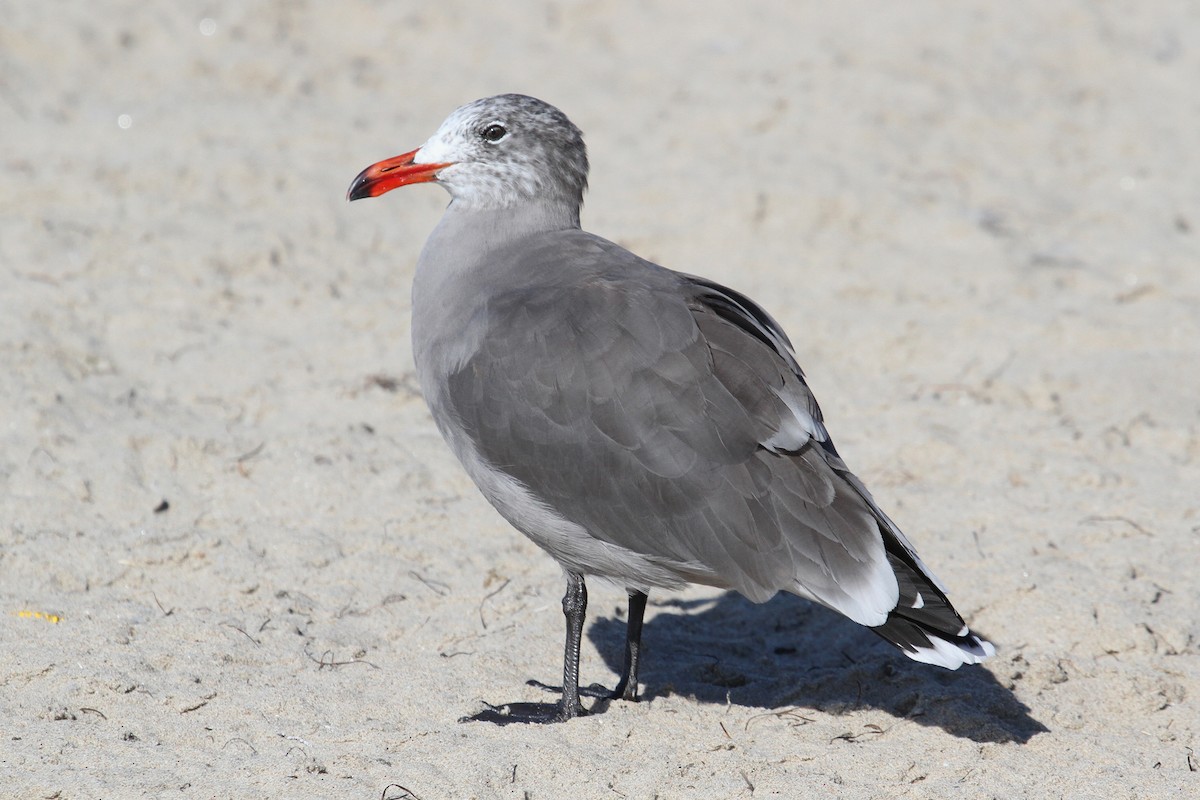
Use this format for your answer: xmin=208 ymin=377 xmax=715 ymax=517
xmin=348 ymin=94 xmax=995 ymax=723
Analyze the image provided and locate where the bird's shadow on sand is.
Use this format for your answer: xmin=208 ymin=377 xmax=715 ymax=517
xmin=578 ymin=592 xmax=1047 ymax=744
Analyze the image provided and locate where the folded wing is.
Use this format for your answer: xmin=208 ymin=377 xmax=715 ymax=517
xmin=445 ymin=231 xmax=993 ymax=667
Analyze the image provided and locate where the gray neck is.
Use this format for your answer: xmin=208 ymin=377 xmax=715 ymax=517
xmin=433 ymin=193 xmax=578 ymax=248
xmin=414 ymin=196 xmax=580 ymax=301
xmin=411 ymin=197 xmax=581 ymax=384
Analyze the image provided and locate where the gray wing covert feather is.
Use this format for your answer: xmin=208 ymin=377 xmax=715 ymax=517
xmin=445 ymin=266 xmax=891 ymax=609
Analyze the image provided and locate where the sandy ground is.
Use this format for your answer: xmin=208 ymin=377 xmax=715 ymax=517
xmin=3 ymin=1 xmax=1199 ymax=797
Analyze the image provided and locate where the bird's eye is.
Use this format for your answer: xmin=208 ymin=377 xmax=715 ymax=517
xmin=480 ymin=123 xmax=508 ymax=143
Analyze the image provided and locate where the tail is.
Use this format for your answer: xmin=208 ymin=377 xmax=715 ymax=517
xmin=872 ymin=550 xmax=996 ymax=669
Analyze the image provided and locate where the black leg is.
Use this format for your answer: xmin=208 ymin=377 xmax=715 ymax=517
xmin=554 ymin=571 xmax=589 ymax=720
xmin=611 ymin=590 xmax=648 ymax=701
xmin=527 ymin=584 xmax=649 ymax=706
xmin=462 ymin=572 xmax=591 ymax=725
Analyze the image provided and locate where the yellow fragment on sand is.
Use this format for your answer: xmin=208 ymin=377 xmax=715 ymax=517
xmin=14 ymin=610 xmax=62 ymax=624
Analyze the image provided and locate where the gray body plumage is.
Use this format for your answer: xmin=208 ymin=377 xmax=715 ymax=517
xmin=367 ymin=94 xmax=992 ymax=687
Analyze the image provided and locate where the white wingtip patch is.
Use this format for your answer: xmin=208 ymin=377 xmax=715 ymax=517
xmin=905 ymin=634 xmax=996 ymax=669
xmin=911 ymin=592 xmax=925 ymax=609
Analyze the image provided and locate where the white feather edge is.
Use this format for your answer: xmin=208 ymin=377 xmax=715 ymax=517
xmin=905 ymin=633 xmax=996 ymax=669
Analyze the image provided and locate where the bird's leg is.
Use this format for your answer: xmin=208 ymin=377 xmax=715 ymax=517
xmin=554 ymin=570 xmax=589 ymax=720
xmin=523 ymin=580 xmax=643 ymax=712
xmin=462 ymin=572 xmax=590 ymax=724
xmin=611 ymin=590 xmax=648 ymax=701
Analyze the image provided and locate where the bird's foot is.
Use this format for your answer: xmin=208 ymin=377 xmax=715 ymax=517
xmin=460 ymin=697 xmax=587 ymax=725
xmin=528 ymin=678 xmax=639 ymax=702
xmin=609 ymin=678 xmax=640 ymax=703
